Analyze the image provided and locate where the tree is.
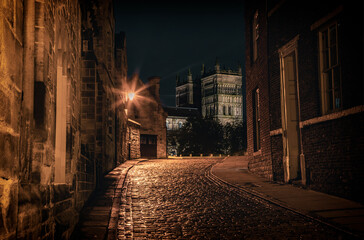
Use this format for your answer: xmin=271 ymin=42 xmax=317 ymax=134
xmin=223 ymin=121 xmax=246 ymax=155
xmin=174 ymin=116 xmax=247 ymax=156
xmin=176 ymin=116 xmax=224 ymax=155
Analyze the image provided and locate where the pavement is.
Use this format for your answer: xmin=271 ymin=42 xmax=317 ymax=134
xmin=212 ymin=156 xmax=364 ymax=239
xmin=72 ymin=156 xmax=364 ymax=239
xmin=71 ymin=159 xmax=147 ymax=240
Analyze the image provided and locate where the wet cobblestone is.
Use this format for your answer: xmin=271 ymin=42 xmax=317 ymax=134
xmin=117 ymin=159 xmax=352 ymax=239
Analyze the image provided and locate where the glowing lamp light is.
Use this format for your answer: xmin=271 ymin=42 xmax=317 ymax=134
xmin=128 ymin=92 xmax=135 ymax=101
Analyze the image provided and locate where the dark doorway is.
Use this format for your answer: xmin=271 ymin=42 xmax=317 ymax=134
xmin=140 ymin=134 xmax=157 ymax=158
xmin=128 ymin=143 xmax=131 ymax=160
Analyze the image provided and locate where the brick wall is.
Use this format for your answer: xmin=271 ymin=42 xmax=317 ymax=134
xmin=267 ymin=0 xmax=364 ymax=202
xmin=271 ymin=135 xmax=284 ymax=182
xmin=245 ymin=0 xmax=272 ymax=180
xmin=302 ymin=112 xmax=364 ymax=202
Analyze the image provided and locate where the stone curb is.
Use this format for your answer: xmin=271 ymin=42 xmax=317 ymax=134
xmin=106 ymin=159 xmax=147 ymax=240
xmin=208 ymin=161 xmax=361 ymax=239
xmin=71 ymin=159 xmax=147 ymax=240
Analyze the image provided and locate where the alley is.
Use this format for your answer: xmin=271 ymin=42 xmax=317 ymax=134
xmin=117 ymin=159 xmax=351 ymax=239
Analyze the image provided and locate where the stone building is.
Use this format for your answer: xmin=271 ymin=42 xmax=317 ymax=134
xmin=245 ymin=0 xmax=364 ymax=202
xmin=128 ymin=76 xmax=167 ymax=159
xmin=126 ymin=119 xmax=141 ymax=159
xmin=176 ymin=61 xmax=243 ymax=125
xmin=115 ymin=32 xmax=129 ymax=164
xmin=0 ymin=0 xmax=128 ymax=239
xmin=80 ymin=0 xmax=122 ymax=181
xmin=201 ymin=61 xmax=243 ymax=125
xmin=176 ymin=68 xmax=201 ymax=109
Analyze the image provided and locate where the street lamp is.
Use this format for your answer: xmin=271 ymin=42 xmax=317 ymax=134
xmin=128 ymin=92 xmax=135 ymax=101
xmin=125 ymin=91 xmax=135 ymax=116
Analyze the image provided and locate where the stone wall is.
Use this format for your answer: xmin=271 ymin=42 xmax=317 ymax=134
xmin=127 ymin=119 xmax=141 ymax=159
xmin=80 ymin=0 xmax=126 ymax=183
xmin=115 ymin=32 xmax=128 ymax=165
xmin=0 ymin=0 xmax=129 ymax=239
xmin=0 ymin=1 xmax=23 ymax=238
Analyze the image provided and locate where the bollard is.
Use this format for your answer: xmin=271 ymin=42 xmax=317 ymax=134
xmin=210 ymin=154 xmax=213 ymax=157
xmin=189 ymin=154 xmax=192 ymax=157
xmin=219 ymin=154 xmax=221 ymax=157
xmin=200 ymin=154 xmax=203 ymax=157
xmin=180 ymin=154 xmax=182 ymax=157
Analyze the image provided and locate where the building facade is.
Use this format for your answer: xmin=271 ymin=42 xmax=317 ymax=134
xmin=176 ymin=68 xmax=201 ymax=109
xmin=126 ymin=119 xmax=141 ymax=159
xmin=245 ymin=0 xmax=364 ymax=202
xmin=176 ymin=62 xmax=243 ymax=125
xmin=201 ymin=61 xmax=243 ymax=124
xmin=0 ymin=0 xmax=129 ymax=239
xmin=128 ymin=76 xmax=167 ymax=159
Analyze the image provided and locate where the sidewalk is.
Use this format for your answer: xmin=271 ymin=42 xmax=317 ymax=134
xmin=211 ymin=156 xmax=364 ymax=239
xmin=71 ymin=159 xmax=146 ymax=240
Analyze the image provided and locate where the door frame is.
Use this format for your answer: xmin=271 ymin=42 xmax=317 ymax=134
xmin=278 ymin=35 xmax=305 ymax=183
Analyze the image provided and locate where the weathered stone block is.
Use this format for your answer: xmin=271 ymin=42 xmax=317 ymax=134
xmin=0 ymin=89 xmax=11 ymax=124
xmin=0 ymin=133 xmax=19 ymax=178
xmin=0 ymin=179 xmax=18 ymax=238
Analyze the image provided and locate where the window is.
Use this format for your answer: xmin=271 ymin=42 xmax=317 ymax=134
xmin=223 ymin=105 xmax=226 ymax=115
xmin=140 ymin=135 xmax=147 ymax=144
xmin=252 ymin=10 xmax=259 ymax=62
xmin=166 ymin=120 xmax=170 ymax=129
xmin=178 ymin=122 xmax=183 ymax=129
xmin=148 ymin=135 xmax=157 ymax=145
xmin=252 ymin=88 xmax=261 ymax=151
xmin=319 ymin=23 xmax=342 ymax=114
xmin=228 ymin=106 xmax=232 ymax=115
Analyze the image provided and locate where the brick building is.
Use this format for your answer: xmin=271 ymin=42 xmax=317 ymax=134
xmin=0 ymin=0 xmax=129 ymax=239
xmin=245 ymin=0 xmax=364 ymax=202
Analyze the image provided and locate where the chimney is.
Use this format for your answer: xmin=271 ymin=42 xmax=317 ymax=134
xmin=148 ymin=76 xmax=161 ymax=100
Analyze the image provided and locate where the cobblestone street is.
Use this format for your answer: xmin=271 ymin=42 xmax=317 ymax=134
xmin=116 ymin=159 xmax=352 ymax=239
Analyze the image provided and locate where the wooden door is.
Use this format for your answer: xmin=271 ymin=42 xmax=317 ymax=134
xmin=280 ymin=51 xmax=300 ymax=182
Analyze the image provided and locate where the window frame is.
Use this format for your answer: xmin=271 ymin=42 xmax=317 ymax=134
xmin=252 ymin=88 xmax=261 ymax=152
xmin=318 ymin=21 xmax=342 ymax=115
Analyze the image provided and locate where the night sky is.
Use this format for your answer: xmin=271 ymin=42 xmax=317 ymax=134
xmin=114 ymin=1 xmax=246 ymax=106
